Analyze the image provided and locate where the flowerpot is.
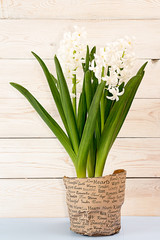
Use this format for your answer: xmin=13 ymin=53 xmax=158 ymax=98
xmin=63 ymin=169 xmax=126 ymax=236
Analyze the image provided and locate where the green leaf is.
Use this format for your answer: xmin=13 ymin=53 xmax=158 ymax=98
xmin=85 ymin=70 xmax=92 ymax=111
xmin=77 ymin=80 xmax=106 ymax=177
xmin=72 ymin=74 xmax=77 ymax=116
xmin=85 ymin=70 xmax=97 ymax=177
xmin=104 ymin=89 xmax=113 ymax=122
xmin=95 ymin=62 xmax=148 ymax=177
xmin=91 ymin=74 xmax=98 ymax=96
xmin=91 ymin=76 xmax=101 ymax=146
xmin=77 ymin=46 xmax=94 ymax=137
xmin=54 ymin=55 xmax=79 ymax=154
xmin=50 ymin=73 xmax=59 ymax=89
xmin=95 ymin=108 xmax=101 ymax=146
xmin=89 ymin=46 xmax=96 ymax=62
xmin=82 ymin=45 xmax=89 ymax=72
xmin=77 ymin=90 xmax=87 ymax=138
xmin=87 ymin=136 xmax=96 ymax=178
xmin=77 ymin=46 xmax=92 ymax=137
xmin=31 ymin=52 xmax=70 ymax=137
xmin=85 ymin=45 xmax=90 ymax=72
xmin=10 ymin=82 xmax=76 ymax=165
xmin=100 ymin=91 xmax=105 ymax=133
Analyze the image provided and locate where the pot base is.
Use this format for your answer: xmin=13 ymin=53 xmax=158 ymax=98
xmin=71 ymin=226 xmax=121 ymax=237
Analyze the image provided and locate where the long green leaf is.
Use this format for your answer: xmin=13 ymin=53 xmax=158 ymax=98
xmin=91 ymin=74 xmax=98 ymax=96
xmin=104 ymin=90 xmax=114 ymax=122
xmin=77 ymin=47 xmax=90 ymax=137
xmin=82 ymin=45 xmax=89 ymax=72
xmin=31 ymin=52 xmax=70 ymax=137
xmin=72 ymin=74 xmax=77 ymax=116
xmin=54 ymin=56 xmax=79 ymax=154
xmin=50 ymin=73 xmax=59 ymax=89
xmin=85 ymin=70 xmax=96 ymax=177
xmin=86 ymin=136 xmax=96 ymax=178
xmin=92 ymin=76 xmax=101 ymax=147
xmin=85 ymin=70 xmax=92 ymax=111
xmin=77 ymin=81 xmax=106 ymax=177
xmin=89 ymin=46 xmax=96 ymax=62
xmin=91 ymin=73 xmax=101 ymax=147
xmin=10 ymin=82 xmax=76 ymax=165
xmin=95 ymin=62 xmax=148 ymax=177
xmin=77 ymin=90 xmax=87 ymax=138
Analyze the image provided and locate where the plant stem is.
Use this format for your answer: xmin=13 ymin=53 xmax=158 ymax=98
xmin=76 ymin=167 xmax=86 ymax=178
xmin=87 ymin=138 xmax=96 ymax=177
xmin=94 ymin=154 xmax=107 ymax=177
xmin=72 ymin=74 xmax=77 ymax=116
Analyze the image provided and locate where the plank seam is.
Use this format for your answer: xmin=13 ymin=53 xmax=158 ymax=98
xmin=0 ymin=137 xmax=159 ymax=140
xmin=1 ymin=98 xmax=160 ymax=100
xmin=0 ymin=58 xmax=159 ymax=61
xmin=1 ymin=18 xmax=160 ymax=21
xmin=0 ymin=177 xmax=159 ymax=180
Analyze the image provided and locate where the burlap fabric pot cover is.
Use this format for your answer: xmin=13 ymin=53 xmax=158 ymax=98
xmin=63 ymin=169 xmax=126 ymax=236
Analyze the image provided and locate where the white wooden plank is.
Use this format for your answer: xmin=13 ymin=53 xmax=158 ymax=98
xmin=0 ymin=99 xmax=160 ymax=137
xmin=0 ymin=138 xmax=160 ymax=178
xmin=0 ymin=0 xmax=8 ymax=18
xmin=0 ymin=1 xmax=2 ymax=19
xmin=6 ymin=0 xmax=160 ymax=19
xmin=1 ymin=59 xmax=159 ymax=99
xmin=123 ymin=179 xmax=160 ymax=216
xmin=0 ymin=179 xmax=159 ymax=217
xmin=0 ymin=20 xmax=160 ymax=59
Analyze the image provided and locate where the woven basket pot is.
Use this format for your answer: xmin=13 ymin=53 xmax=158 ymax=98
xmin=63 ymin=169 xmax=126 ymax=236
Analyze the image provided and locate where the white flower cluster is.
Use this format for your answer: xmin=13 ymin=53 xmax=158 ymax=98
xmin=89 ymin=36 xmax=135 ymax=101
xmin=58 ymin=26 xmax=87 ymax=85
xmin=58 ymin=27 xmax=135 ymax=102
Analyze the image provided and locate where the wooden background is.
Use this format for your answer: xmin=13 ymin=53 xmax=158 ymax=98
xmin=0 ymin=0 xmax=160 ymax=217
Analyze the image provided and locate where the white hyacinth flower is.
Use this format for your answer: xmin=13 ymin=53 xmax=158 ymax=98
xmin=58 ymin=28 xmax=135 ymax=102
xmin=57 ymin=26 xmax=87 ymax=84
xmin=90 ymin=36 xmax=135 ymax=101
xmin=107 ymin=87 xmax=125 ymax=102
xmin=102 ymin=68 xmax=119 ymax=88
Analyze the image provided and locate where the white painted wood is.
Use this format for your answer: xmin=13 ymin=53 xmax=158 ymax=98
xmin=1 ymin=99 xmax=159 ymax=137
xmin=0 ymin=1 xmax=2 ymax=19
xmin=124 ymin=179 xmax=160 ymax=216
xmin=0 ymin=179 xmax=159 ymax=217
xmin=1 ymin=59 xmax=159 ymax=99
xmin=0 ymin=0 xmax=8 ymax=19
xmin=0 ymin=20 xmax=160 ymax=59
xmin=5 ymin=0 xmax=160 ymax=20
xmin=0 ymin=138 xmax=160 ymax=178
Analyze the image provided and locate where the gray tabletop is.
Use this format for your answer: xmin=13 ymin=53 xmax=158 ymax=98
xmin=0 ymin=217 xmax=159 ymax=239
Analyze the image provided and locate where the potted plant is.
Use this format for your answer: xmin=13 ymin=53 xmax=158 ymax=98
xmin=10 ymin=27 xmax=147 ymax=236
